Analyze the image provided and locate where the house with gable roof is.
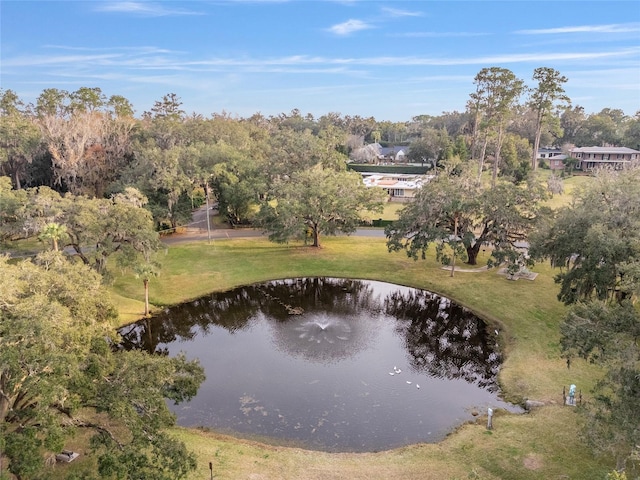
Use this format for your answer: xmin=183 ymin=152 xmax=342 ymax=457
xmin=379 ymin=146 xmax=406 ymax=163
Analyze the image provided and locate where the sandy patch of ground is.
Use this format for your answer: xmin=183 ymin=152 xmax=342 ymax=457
xmin=523 ymin=452 xmax=544 ymax=470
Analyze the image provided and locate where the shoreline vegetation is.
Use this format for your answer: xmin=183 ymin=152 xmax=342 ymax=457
xmin=96 ymin=234 xmax=611 ymax=480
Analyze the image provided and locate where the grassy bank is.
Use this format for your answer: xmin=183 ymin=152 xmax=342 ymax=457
xmin=103 ymin=235 xmax=611 ymax=479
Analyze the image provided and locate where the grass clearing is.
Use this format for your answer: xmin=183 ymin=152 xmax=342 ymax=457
xmin=541 ymin=173 xmax=592 ymax=210
xmin=107 ymin=234 xmax=612 ymax=479
xmin=360 ymin=201 xmax=405 ymax=222
xmin=1 ymin=237 xmax=43 ymax=256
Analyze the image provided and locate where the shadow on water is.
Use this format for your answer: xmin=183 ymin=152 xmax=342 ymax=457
xmin=119 ymin=277 xmax=520 ymax=452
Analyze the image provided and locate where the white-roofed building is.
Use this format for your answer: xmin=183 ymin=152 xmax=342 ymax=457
xmin=362 ymin=173 xmax=434 ymax=202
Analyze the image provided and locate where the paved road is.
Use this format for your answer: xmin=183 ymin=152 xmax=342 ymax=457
xmin=162 ymin=226 xmax=385 ymax=245
xmin=162 ymin=205 xmax=386 ymax=245
xmin=3 ymin=205 xmax=386 ymax=255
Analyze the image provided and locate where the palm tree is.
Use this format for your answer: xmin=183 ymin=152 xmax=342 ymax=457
xmin=38 ymin=222 xmax=68 ymax=252
xmin=134 ymin=262 xmax=160 ymax=317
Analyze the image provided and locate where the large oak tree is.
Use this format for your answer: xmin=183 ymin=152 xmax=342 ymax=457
xmin=258 ymin=165 xmax=386 ymax=247
xmin=0 ymin=180 xmax=161 ymax=277
xmin=0 ymin=253 xmax=205 ymax=479
xmin=386 ymin=167 xmax=545 ymax=269
xmin=529 ymin=167 xmax=640 ymax=304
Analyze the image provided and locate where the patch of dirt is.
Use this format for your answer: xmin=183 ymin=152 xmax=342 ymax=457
xmin=523 ymin=453 xmax=543 ymax=470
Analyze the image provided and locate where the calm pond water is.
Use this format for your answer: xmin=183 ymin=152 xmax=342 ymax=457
xmin=119 ymin=277 xmax=519 ymax=452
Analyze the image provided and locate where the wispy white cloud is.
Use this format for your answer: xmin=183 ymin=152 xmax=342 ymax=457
xmin=95 ymin=2 xmax=204 ymax=17
xmin=2 ymin=53 xmax=123 ymax=68
xmin=224 ymin=0 xmax=292 ymax=3
xmin=184 ymin=48 xmax=640 ymax=67
xmin=395 ymin=31 xmax=488 ymax=38
xmin=43 ymin=44 xmax=179 ymax=55
xmin=327 ymin=19 xmax=374 ymax=36
xmin=3 ymin=47 xmax=640 ymax=73
xmin=516 ymin=23 xmax=640 ymax=35
xmin=326 ymin=6 xmax=422 ymax=38
xmin=381 ymin=7 xmax=423 ymax=18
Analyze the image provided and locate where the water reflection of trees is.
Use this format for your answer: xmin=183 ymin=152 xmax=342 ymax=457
xmin=118 ymin=287 xmax=265 ymax=353
xmin=258 ymin=277 xmax=378 ymax=320
xmin=384 ymin=290 xmax=501 ymax=391
xmin=119 ymin=279 xmax=502 ymax=390
xmin=118 ymin=278 xmax=378 ymax=355
xmin=267 ymin=278 xmax=380 ymax=363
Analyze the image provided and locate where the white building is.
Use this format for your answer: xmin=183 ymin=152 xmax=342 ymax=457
xmin=362 ymin=173 xmax=433 ymax=202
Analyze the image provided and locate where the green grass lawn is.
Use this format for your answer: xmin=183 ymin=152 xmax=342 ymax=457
xmin=0 ymin=236 xmax=43 ymax=256
xmin=105 ymin=235 xmax=613 ymax=480
xmin=360 ymin=201 xmax=406 ymax=222
xmin=540 ymin=173 xmax=593 ymax=210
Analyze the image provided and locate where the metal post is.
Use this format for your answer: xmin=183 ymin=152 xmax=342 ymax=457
xmin=451 ymin=214 xmax=458 ymax=277
xmin=487 ymin=407 xmax=493 ymax=430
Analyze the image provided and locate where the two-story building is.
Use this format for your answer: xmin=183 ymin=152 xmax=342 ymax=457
xmin=570 ymin=146 xmax=640 ymax=171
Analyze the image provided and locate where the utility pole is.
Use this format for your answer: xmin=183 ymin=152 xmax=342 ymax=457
xmin=205 ymin=182 xmax=211 ymax=245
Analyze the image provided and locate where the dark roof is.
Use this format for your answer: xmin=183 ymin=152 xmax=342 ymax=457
xmin=380 ymin=146 xmax=405 ymax=156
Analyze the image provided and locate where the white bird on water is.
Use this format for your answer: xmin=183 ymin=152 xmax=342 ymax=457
xmin=416 ymin=384 xmax=420 ymax=389
xmin=406 ymin=381 xmax=412 ymax=385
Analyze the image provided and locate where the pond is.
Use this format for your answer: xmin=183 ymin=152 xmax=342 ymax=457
xmin=118 ymin=278 xmax=520 ymax=452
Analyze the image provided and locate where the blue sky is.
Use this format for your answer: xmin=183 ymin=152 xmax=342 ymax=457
xmin=1 ymin=1 xmax=639 ymax=121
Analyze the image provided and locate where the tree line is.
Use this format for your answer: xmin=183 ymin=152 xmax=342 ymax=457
xmin=1 ymin=67 xmax=639 ymax=234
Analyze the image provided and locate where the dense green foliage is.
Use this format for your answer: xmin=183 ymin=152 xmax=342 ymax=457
xmin=0 ymin=181 xmax=160 ymax=277
xmin=0 ymin=253 xmax=205 ymax=479
xmin=385 ymin=165 xmax=546 ymax=269
xmin=258 ymin=165 xmax=386 ymax=246
xmin=530 ymin=168 xmax=640 ymax=304
xmin=530 ymin=168 xmax=640 ymax=472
